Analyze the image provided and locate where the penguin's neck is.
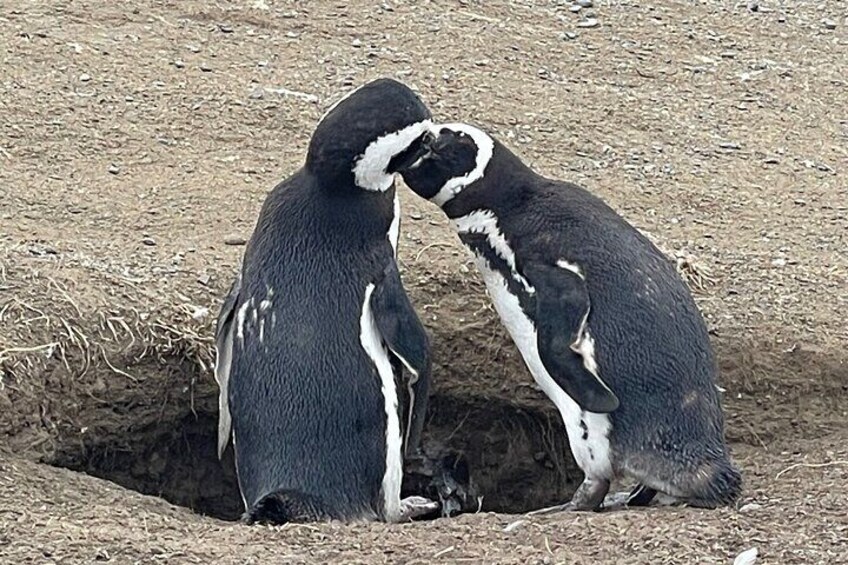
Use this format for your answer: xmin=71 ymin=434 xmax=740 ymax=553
xmin=440 ymin=139 xmax=536 ymax=220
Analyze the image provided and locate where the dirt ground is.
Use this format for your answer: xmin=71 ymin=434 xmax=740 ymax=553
xmin=1 ymin=0 xmax=846 ymax=563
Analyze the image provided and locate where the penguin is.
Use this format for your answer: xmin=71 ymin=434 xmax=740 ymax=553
xmin=214 ymin=78 xmax=440 ymax=524
xmin=393 ymin=122 xmax=742 ymax=511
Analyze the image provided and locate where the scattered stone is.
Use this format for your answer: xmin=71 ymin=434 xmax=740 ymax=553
xmin=218 ymin=24 xmax=234 ymax=33
xmin=734 ymin=547 xmax=759 ymax=565
xmin=720 ymin=51 xmax=737 ymax=59
xmin=173 ymin=60 xmax=185 ymax=68
xmin=191 ymin=306 xmax=210 ymax=321
xmin=577 ymin=0 xmax=593 ymax=6
xmin=352 ymin=38 xmax=362 ymax=47
xmin=747 ymin=1 xmax=759 ymax=12
xmin=409 ymin=212 xmax=423 ymax=220
xmin=739 ymin=502 xmax=762 ymax=513
xmin=474 ymin=59 xmax=490 ymax=66
xmin=719 ymin=141 xmax=741 ymax=150
xmin=197 ymin=273 xmax=211 ymax=286
xmin=577 ymin=18 xmax=599 ymax=28
xmin=224 ymin=236 xmax=247 ymax=246
xmin=79 ymin=73 xmax=91 ymax=82
xmin=822 ymin=19 xmax=836 ymax=30
xmin=199 ymin=63 xmax=213 ymax=72
xmin=141 ymin=237 xmax=156 ymax=246
xmin=570 ymin=5 xmax=581 ymax=13
xmin=503 ymin=520 xmax=527 ymax=533
xmin=763 ymin=156 xmax=780 ymax=164
xmin=108 ymin=164 xmax=120 ymax=174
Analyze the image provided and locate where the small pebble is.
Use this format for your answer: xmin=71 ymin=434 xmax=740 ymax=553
xmin=219 ymin=24 xmax=234 ymax=33
xmin=577 ymin=0 xmax=593 ymax=6
xmin=79 ymin=73 xmax=91 ymax=82
xmin=191 ymin=306 xmax=210 ymax=321
xmin=409 ymin=212 xmax=423 ymax=220
xmin=141 ymin=237 xmax=156 ymax=246
xmin=503 ymin=520 xmax=527 ymax=533
xmin=352 ymin=38 xmax=362 ymax=47
xmin=174 ymin=60 xmax=185 ymax=68
xmin=570 ymin=5 xmax=581 ymax=12
xmin=199 ymin=63 xmax=213 ymax=72
xmin=734 ymin=547 xmax=759 ymax=565
xmin=108 ymin=164 xmax=120 ymax=174
xmin=224 ymin=236 xmax=247 ymax=246
xmin=747 ymin=1 xmax=759 ymax=12
xmin=822 ymin=19 xmax=836 ymax=30
xmin=719 ymin=141 xmax=741 ymax=150
xmin=561 ymin=31 xmax=579 ymax=40
xmin=739 ymin=502 xmax=762 ymax=513
xmin=577 ymin=18 xmax=598 ymax=28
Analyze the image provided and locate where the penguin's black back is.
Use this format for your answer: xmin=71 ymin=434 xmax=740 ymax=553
xmin=230 ymin=169 xmax=396 ymax=519
xmin=446 ymin=142 xmax=730 ymax=475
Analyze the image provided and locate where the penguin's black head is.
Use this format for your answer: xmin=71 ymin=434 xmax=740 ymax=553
xmin=395 ymin=123 xmax=494 ymax=207
xmin=306 ymin=78 xmax=433 ymax=192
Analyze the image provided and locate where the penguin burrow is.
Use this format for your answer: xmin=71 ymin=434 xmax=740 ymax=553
xmin=214 ymin=78 xmax=443 ymax=524
xmin=394 ymin=121 xmax=743 ymax=512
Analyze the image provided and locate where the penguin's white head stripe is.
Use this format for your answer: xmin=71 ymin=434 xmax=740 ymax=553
xmin=427 ymin=123 xmax=494 ymax=207
xmin=353 ymin=120 xmax=433 ymax=192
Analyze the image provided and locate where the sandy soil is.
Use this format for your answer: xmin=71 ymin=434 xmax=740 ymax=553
xmin=1 ymin=0 xmax=846 ymax=563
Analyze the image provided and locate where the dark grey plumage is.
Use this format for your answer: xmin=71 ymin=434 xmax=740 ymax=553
xmin=397 ymin=124 xmax=741 ymax=509
xmin=215 ymin=79 xmax=436 ymax=523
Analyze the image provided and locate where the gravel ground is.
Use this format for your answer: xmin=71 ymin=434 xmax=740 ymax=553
xmin=1 ymin=1 xmax=846 ymax=563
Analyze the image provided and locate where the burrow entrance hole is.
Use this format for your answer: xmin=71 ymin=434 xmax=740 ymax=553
xmin=48 ymin=394 xmax=582 ymax=520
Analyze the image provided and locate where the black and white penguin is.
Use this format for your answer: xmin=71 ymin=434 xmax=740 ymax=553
xmin=395 ymin=122 xmax=742 ymax=511
xmin=214 ymin=78 xmax=439 ymax=524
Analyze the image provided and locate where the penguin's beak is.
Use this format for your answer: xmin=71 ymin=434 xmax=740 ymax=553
xmin=386 ymin=131 xmax=435 ymax=174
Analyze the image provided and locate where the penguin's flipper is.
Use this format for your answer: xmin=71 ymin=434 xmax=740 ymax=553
xmin=214 ymin=272 xmax=241 ymax=459
xmin=523 ymin=262 xmax=620 ymax=413
xmin=370 ymin=261 xmax=431 ymax=457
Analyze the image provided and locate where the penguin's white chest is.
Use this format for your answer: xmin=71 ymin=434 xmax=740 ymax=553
xmin=473 ymin=256 xmax=614 ymax=481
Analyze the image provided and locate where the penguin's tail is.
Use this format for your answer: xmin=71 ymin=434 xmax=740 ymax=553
xmin=681 ymin=457 xmax=743 ymax=509
xmin=242 ymin=489 xmax=336 ymax=525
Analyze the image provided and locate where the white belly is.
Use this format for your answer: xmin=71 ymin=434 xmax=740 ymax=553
xmin=475 ymin=257 xmax=614 ymax=480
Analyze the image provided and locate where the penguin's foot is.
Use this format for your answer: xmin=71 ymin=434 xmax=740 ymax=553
xmin=527 ymin=477 xmax=610 ymax=515
xmin=601 ymin=483 xmax=659 ymax=509
xmin=599 ymin=491 xmax=632 ymax=510
xmin=398 ymin=496 xmax=439 ymax=521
